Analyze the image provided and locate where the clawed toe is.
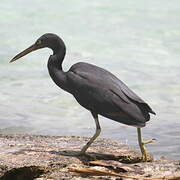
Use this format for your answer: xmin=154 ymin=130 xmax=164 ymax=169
xmin=142 ymin=138 xmax=156 ymax=145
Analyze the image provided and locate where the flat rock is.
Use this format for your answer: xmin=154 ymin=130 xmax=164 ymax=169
xmin=0 ymin=134 xmax=179 ymax=180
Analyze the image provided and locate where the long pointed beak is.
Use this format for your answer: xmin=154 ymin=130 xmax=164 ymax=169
xmin=10 ymin=44 xmax=39 ymax=63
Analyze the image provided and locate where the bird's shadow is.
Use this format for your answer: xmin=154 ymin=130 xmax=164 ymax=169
xmin=49 ymin=150 xmax=141 ymax=163
xmin=12 ymin=148 xmax=142 ymax=164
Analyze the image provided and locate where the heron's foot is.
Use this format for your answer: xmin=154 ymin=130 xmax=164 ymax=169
xmin=141 ymin=147 xmax=148 ymax=162
xmin=79 ymin=149 xmax=97 ymax=160
xmin=79 ymin=143 xmax=90 ymax=155
xmin=140 ymin=138 xmax=156 ymax=162
xmin=142 ymin=138 xmax=156 ymax=145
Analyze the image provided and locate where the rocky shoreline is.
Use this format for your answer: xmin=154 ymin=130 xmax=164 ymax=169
xmin=0 ymin=134 xmax=179 ymax=180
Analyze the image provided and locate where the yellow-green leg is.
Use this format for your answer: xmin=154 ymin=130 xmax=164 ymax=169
xmin=137 ymin=128 xmax=156 ymax=161
xmin=80 ymin=112 xmax=101 ymax=154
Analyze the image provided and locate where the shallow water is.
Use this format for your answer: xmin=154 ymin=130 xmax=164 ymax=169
xmin=0 ymin=0 xmax=180 ymax=159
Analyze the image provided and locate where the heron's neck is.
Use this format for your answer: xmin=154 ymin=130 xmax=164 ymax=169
xmin=53 ymin=49 xmax=65 ymax=69
xmin=47 ymin=49 xmax=70 ymax=93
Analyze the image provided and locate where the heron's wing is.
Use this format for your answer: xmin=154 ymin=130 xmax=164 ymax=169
xmin=110 ymin=75 xmax=155 ymax=115
xmin=67 ymin=62 xmax=155 ymax=122
xmin=69 ymin=63 xmax=154 ymax=105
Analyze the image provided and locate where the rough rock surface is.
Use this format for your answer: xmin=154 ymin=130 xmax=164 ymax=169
xmin=0 ymin=134 xmax=179 ymax=180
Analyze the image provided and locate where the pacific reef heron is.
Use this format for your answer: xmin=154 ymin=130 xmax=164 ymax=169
xmin=10 ymin=33 xmax=156 ymax=161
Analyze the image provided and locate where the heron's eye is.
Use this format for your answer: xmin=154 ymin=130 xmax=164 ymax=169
xmin=36 ymin=40 xmax=42 ymax=45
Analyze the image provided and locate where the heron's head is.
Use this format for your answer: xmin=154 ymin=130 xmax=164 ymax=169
xmin=10 ymin=33 xmax=65 ymax=63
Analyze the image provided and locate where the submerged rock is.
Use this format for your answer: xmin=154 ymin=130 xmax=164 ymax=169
xmin=0 ymin=134 xmax=179 ymax=180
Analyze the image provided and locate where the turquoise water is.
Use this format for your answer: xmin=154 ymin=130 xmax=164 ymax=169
xmin=0 ymin=0 xmax=180 ymax=159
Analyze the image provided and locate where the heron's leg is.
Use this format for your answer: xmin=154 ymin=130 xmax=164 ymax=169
xmin=137 ymin=128 xmax=156 ymax=161
xmin=80 ymin=112 xmax=101 ymax=154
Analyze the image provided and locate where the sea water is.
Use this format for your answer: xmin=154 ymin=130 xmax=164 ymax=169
xmin=0 ymin=0 xmax=180 ymax=159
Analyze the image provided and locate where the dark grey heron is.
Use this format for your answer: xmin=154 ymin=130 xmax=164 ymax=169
xmin=10 ymin=33 xmax=156 ymax=161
